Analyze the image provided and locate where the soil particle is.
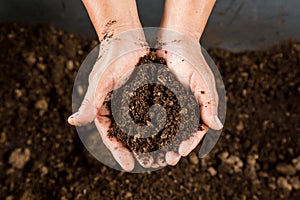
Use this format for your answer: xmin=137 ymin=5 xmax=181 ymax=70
xmin=40 ymin=166 xmax=49 ymax=177
xmin=245 ymin=154 xmax=259 ymax=180
xmin=60 ymin=35 xmax=77 ymax=58
xmin=22 ymin=51 xmax=36 ymax=66
xmin=277 ymin=177 xmax=293 ymax=191
xmin=0 ymin=132 xmax=7 ymax=144
xmin=37 ymin=62 xmax=46 ymax=71
xmin=229 ymin=156 xmax=243 ymax=172
xmin=269 ymin=182 xmax=277 ymax=190
xmin=125 ymin=192 xmax=133 ymax=199
xmin=106 ymin=20 xmax=117 ymax=27
xmin=35 ymin=99 xmax=48 ymax=111
xmin=66 ymin=60 xmax=74 ymax=70
xmin=276 ymin=163 xmax=297 ymax=176
xmin=236 ymin=121 xmax=244 ymax=131
xmin=5 ymin=196 xmax=13 ymax=200
xmin=291 ymin=177 xmax=300 ymax=190
xmin=189 ymin=152 xmax=199 ymax=165
xmin=207 ymin=167 xmax=217 ymax=176
xmin=292 ymin=157 xmax=300 ymax=171
xmin=220 ymin=154 xmax=244 ymax=173
xmin=20 ymin=191 xmax=35 ymax=200
xmin=8 ymin=148 xmax=31 ymax=169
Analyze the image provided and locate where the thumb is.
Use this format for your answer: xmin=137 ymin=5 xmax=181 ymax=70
xmin=194 ymin=86 xmax=223 ymax=130
xmin=190 ymin=71 xmax=223 ymax=130
xmin=68 ymin=83 xmax=97 ymax=126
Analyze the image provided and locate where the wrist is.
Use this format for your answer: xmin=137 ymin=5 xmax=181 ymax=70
xmin=82 ymin=0 xmax=142 ymax=41
xmin=160 ymin=0 xmax=216 ymax=42
xmin=160 ymin=23 xmax=202 ymax=42
xmin=98 ymin=19 xmax=142 ymax=42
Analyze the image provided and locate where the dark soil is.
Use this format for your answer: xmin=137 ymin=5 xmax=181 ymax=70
xmin=0 ymin=23 xmax=299 ymax=200
xmin=107 ymin=51 xmax=201 ymax=153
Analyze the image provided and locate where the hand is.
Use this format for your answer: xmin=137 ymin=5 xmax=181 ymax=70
xmin=130 ymin=32 xmax=223 ymax=168
xmin=154 ymin=30 xmax=223 ymax=166
xmin=68 ymin=30 xmax=149 ymax=171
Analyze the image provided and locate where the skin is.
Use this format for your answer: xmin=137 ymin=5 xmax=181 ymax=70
xmin=82 ymin=0 xmax=142 ymax=41
xmin=158 ymin=0 xmax=221 ymax=166
xmin=68 ymin=0 xmax=222 ymax=171
xmin=161 ymin=0 xmax=216 ymax=41
xmin=69 ymin=30 xmax=148 ymax=171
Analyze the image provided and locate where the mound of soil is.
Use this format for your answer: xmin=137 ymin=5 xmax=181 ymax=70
xmin=0 ymin=23 xmax=299 ymax=199
xmin=107 ymin=51 xmax=201 ymax=153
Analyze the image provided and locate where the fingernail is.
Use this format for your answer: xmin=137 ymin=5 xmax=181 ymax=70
xmin=67 ymin=112 xmax=79 ymax=125
xmin=67 ymin=116 xmax=73 ymax=125
xmin=212 ymin=115 xmax=223 ymax=130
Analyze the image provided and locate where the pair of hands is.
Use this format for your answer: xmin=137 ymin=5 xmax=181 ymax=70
xmin=68 ymin=29 xmax=222 ymax=171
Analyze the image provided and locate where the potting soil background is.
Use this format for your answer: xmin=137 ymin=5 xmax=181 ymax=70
xmin=0 ymin=23 xmax=299 ymax=200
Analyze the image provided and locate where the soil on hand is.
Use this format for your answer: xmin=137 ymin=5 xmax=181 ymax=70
xmin=0 ymin=23 xmax=299 ymax=200
xmin=107 ymin=51 xmax=201 ymax=153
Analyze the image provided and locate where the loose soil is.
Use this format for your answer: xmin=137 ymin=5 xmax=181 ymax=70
xmin=0 ymin=23 xmax=299 ymax=200
xmin=107 ymin=51 xmax=201 ymax=153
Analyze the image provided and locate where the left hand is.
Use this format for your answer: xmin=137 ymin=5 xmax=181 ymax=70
xmin=68 ymin=30 xmax=149 ymax=171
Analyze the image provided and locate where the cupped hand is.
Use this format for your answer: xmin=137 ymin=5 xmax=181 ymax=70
xmin=68 ymin=29 xmax=149 ymax=171
xmin=153 ymin=31 xmax=223 ymax=166
xmin=68 ymin=29 xmax=223 ymax=170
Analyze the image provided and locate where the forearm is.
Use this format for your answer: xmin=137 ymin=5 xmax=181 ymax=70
xmin=160 ymin=0 xmax=216 ymax=41
xmin=82 ymin=0 xmax=142 ymax=41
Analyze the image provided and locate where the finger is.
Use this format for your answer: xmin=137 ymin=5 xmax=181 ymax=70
xmin=156 ymin=152 xmax=167 ymax=167
xmin=94 ymin=118 xmax=134 ymax=172
xmin=197 ymin=94 xmax=223 ymax=130
xmin=192 ymin=73 xmax=223 ymax=130
xmin=133 ymin=152 xmax=154 ymax=168
xmin=69 ymin=62 xmax=125 ymax=126
xmin=68 ymin=81 xmax=98 ymax=126
xmin=178 ymin=125 xmax=208 ymax=156
xmin=166 ymin=151 xmax=181 ymax=166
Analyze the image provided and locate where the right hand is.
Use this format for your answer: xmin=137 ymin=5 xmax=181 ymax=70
xmin=68 ymin=29 xmax=149 ymax=171
xmin=156 ymin=33 xmax=223 ymax=165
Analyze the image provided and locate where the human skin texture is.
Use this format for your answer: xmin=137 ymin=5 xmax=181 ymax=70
xmin=81 ymin=0 xmax=142 ymax=41
xmin=160 ymin=0 xmax=216 ymax=41
xmin=69 ymin=0 xmax=148 ymax=171
xmin=68 ymin=0 xmax=222 ymax=171
xmin=157 ymin=0 xmax=221 ymax=166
